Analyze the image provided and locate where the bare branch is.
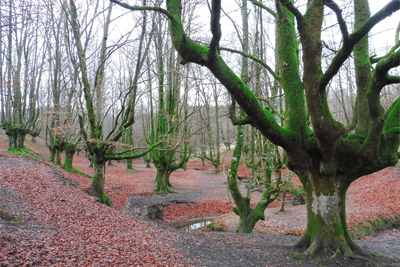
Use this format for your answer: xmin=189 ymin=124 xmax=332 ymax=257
xmin=208 ymin=0 xmax=221 ymax=61
xmin=248 ymin=0 xmax=276 ymax=17
xmin=219 ymin=46 xmax=280 ymax=80
xmin=324 ymin=0 xmax=349 ymax=46
xmin=320 ymin=0 xmax=400 ymax=90
xmin=110 ymin=0 xmax=175 ymax=21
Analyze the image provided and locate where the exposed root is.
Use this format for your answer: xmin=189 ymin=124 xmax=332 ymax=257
xmin=302 ymin=238 xmax=322 ymax=259
xmin=154 ymin=187 xmax=176 ymax=195
xmin=295 ymin=237 xmax=378 ymax=266
xmin=84 ymin=187 xmax=112 ymax=207
xmin=346 ymin=237 xmax=376 ymax=258
xmin=345 ymin=252 xmax=377 ymax=267
xmin=329 ymin=247 xmax=377 ymax=267
xmin=293 ymin=235 xmax=311 ymax=249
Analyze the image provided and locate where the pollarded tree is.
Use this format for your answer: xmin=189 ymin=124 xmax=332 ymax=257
xmin=112 ymin=0 xmax=400 ymax=261
xmin=227 ymin=0 xmax=283 ymax=234
xmin=67 ymin=0 xmax=159 ymax=206
xmin=1 ymin=1 xmax=44 ymax=151
xmin=149 ymin=26 xmax=190 ymax=194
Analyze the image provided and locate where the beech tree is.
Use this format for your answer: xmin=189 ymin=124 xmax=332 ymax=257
xmin=226 ymin=0 xmax=282 ymax=234
xmin=149 ymin=20 xmax=190 ymax=194
xmin=67 ymin=0 xmax=159 ymax=206
xmin=1 ymin=1 xmax=43 ymax=151
xmin=112 ymin=0 xmax=400 ymax=261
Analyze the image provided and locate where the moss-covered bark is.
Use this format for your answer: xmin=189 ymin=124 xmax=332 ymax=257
xmin=62 ymin=141 xmax=76 ymax=170
xmin=150 ymin=26 xmax=190 ymax=194
xmin=3 ymin=124 xmax=29 ymax=150
xmin=155 ymin=168 xmax=174 ymax=194
xmin=91 ymin=155 xmax=111 ymax=206
xmin=226 ymin=123 xmax=280 ymax=233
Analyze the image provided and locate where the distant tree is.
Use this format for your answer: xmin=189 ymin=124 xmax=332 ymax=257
xmin=1 ymin=1 xmax=43 ymax=151
xmin=67 ymin=0 xmax=159 ymax=206
xmin=149 ymin=16 xmax=190 ymax=194
xmin=193 ymin=73 xmax=222 ymax=172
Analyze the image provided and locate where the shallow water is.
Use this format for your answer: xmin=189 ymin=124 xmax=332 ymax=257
xmin=172 ymin=217 xmax=215 ymax=231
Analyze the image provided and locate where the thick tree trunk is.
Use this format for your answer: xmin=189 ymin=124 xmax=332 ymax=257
xmin=236 ymin=211 xmax=261 ymax=233
xmin=165 ymin=170 xmax=172 ymax=187
xmin=295 ymin=175 xmax=370 ymax=260
xmin=49 ymin=146 xmax=56 ymax=163
xmin=213 ymin=163 xmax=220 ymax=173
xmin=55 ymin=149 xmax=62 ymax=165
xmin=126 ymin=159 xmax=133 ymax=170
xmin=5 ymin=127 xmax=27 ymax=150
xmin=155 ymin=168 xmax=174 ymax=194
xmin=91 ymin=156 xmax=111 ymax=206
xmin=62 ymin=142 xmax=76 ymax=170
xmin=8 ymin=133 xmax=25 ymax=149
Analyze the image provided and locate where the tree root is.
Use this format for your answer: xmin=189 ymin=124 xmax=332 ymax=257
xmin=294 ymin=235 xmax=311 ymax=249
xmin=101 ymin=192 xmax=112 ymax=207
xmin=85 ymin=187 xmax=112 ymax=207
xmin=302 ymin=238 xmax=322 ymax=259
xmin=154 ymin=187 xmax=176 ymax=195
xmin=340 ymin=245 xmax=377 ymax=267
xmin=293 ymin=237 xmax=377 ymax=266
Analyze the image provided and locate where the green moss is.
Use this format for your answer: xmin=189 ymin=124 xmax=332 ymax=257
xmin=291 ymin=253 xmax=306 ymax=260
xmin=0 ymin=210 xmax=20 ymax=224
xmin=147 ymin=205 xmax=164 ymax=220
xmin=207 ymin=222 xmax=226 ymax=232
xmin=154 ymin=187 xmax=176 ymax=195
xmin=61 ymin=165 xmax=91 ymax=178
xmin=101 ymin=192 xmax=111 ymax=207
xmin=351 ymin=214 xmax=400 ymax=239
xmin=7 ymin=146 xmax=43 ymax=161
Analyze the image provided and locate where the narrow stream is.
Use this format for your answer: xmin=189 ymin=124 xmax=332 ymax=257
xmin=172 ymin=217 xmax=216 ymax=231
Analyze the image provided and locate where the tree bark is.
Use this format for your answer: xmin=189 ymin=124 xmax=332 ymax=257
xmin=155 ymin=168 xmax=174 ymax=194
xmin=91 ymin=155 xmax=111 ymax=206
xmin=295 ymin=174 xmax=361 ymax=258
xmin=62 ymin=142 xmax=76 ymax=170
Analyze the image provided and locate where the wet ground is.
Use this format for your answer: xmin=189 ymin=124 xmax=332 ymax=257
xmin=123 ymin=189 xmax=400 ymax=266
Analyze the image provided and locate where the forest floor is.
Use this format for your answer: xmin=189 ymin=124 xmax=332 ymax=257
xmin=1 ymin=133 xmax=400 ymax=266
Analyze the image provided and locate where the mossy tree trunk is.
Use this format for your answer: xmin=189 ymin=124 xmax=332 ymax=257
xmin=62 ymin=141 xmax=78 ymax=170
xmin=155 ymin=167 xmax=172 ymax=194
xmin=150 ymin=14 xmax=190 ymax=195
xmin=114 ymin=0 xmax=400 ymax=259
xmin=1 ymin=1 xmax=41 ymax=153
xmin=125 ymin=127 xmax=134 ymax=170
xmin=3 ymin=124 xmax=29 ymax=150
xmin=295 ymin=173 xmax=361 ymax=258
xmin=228 ymin=123 xmax=280 ymax=233
xmin=86 ymin=151 xmax=111 ymax=206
